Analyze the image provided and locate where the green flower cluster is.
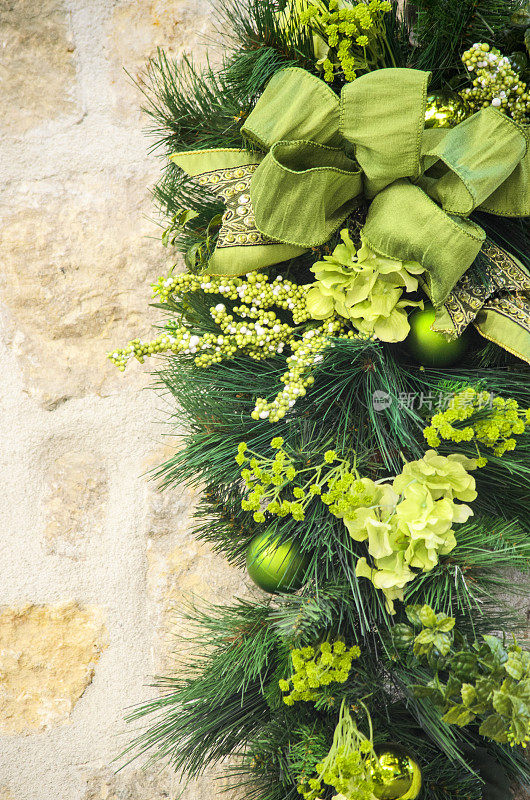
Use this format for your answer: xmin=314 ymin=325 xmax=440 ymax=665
xmin=279 ymin=640 xmax=360 ymax=705
xmin=238 ymin=441 xmax=477 ymax=613
xmin=461 ymin=43 xmax=530 ymax=123
xmin=395 ymin=605 xmax=530 ymax=748
xmin=297 ymin=701 xmax=375 ymax=800
xmin=299 ymin=0 xmax=393 ymax=83
xmin=424 ymin=387 xmax=530 ymax=459
xmin=275 ymin=0 xmax=331 ymax=61
xmin=335 ymin=451 xmax=477 ymax=613
xmin=306 ymin=232 xmax=424 ymax=342
xmin=236 ymin=440 xmax=352 ymax=522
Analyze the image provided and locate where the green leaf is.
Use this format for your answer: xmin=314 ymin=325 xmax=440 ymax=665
xmin=413 ymin=685 xmax=445 ymax=705
xmin=525 ymin=27 xmax=530 ymax=57
xmin=492 ymin=689 xmax=513 ymax=717
xmin=483 ymin=635 xmax=507 ymax=664
xmin=479 ymin=714 xmax=509 ymax=743
xmin=433 ymin=633 xmax=451 ymax=656
xmin=505 ymin=653 xmax=524 ymax=680
xmin=177 ymin=208 xmax=200 ymax=226
xmin=405 ymin=605 xmax=423 ymax=626
xmin=461 ymin=683 xmax=476 ymax=707
xmin=391 ymin=623 xmax=414 ymax=648
xmin=185 ymin=242 xmax=203 ymax=270
xmin=475 ymin=676 xmax=496 ymax=704
xmin=444 ymin=673 xmax=462 ymax=699
xmin=436 ymin=616 xmax=456 ymax=633
xmin=419 ymin=605 xmax=438 ymax=628
xmin=415 ymin=629 xmax=436 ymax=644
xmin=442 ymin=703 xmax=474 ymax=726
xmin=451 ymin=651 xmax=479 ymax=680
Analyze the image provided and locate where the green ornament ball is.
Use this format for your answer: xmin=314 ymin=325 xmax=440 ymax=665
xmin=245 ymin=532 xmax=309 ymax=593
xmin=424 ymin=91 xmax=469 ymax=128
xmin=406 ymin=304 xmax=470 ymax=367
xmin=370 ymin=744 xmax=422 ymax=800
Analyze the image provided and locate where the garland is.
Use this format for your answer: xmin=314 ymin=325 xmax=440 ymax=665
xmin=109 ymin=2 xmax=530 ymax=798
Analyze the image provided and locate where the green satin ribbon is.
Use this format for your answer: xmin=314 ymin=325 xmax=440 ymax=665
xmin=172 ymin=66 xmax=529 ymax=307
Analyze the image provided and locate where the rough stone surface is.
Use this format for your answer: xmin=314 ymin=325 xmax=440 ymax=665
xmin=0 ymin=0 xmax=246 ymax=797
xmin=43 ymin=452 xmax=108 ymax=558
xmin=0 ymin=603 xmax=107 ymax=734
xmin=0 ymin=0 xmax=78 ymax=134
xmin=143 ymin=445 xmax=248 ymax=670
xmin=108 ymin=0 xmax=215 ymax=122
xmin=0 ymin=174 xmax=169 ymax=408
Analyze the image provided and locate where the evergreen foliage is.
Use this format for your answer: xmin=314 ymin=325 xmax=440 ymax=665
xmin=408 ymin=0 xmax=525 ymax=86
xmin=116 ymin=1 xmax=530 ymax=799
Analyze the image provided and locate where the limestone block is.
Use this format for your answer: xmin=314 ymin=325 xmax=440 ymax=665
xmin=142 ymin=445 xmax=247 ymax=669
xmin=42 ymin=451 xmax=108 ymax=558
xmin=0 ymin=173 xmax=172 ymax=407
xmin=0 ymin=602 xmax=107 ymax=734
xmin=0 ymin=0 xmax=78 ymax=134
xmin=82 ymin=764 xmax=235 ymax=800
xmin=108 ymin=0 xmax=215 ymax=122
xmin=81 ymin=767 xmax=178 ymax=800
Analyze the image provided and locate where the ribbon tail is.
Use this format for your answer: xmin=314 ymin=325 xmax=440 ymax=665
xmin=170 ymin=148 xmax=307 ymax=275
xmin=432 ymin=240 xmax=530 ymax=363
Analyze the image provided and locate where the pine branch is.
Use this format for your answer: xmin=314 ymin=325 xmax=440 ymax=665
xmin=407 ymin=0 xmax=524 ymax=86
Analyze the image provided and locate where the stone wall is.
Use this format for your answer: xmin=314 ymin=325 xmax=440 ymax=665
xmin=0 ymin=1 xmax=246 ymax=798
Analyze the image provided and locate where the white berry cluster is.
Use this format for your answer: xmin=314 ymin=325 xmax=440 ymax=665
xmin=108 ymin=269 xmax=369 ymax=421
xmin=108 ymin=272 xmax=311 ymax=371
xmin=252 ymin=320 xmax=363 ymax=422
xmin=153 ymin=271 xmax=311 ymax=325
xmin=461 ymin=43 xmax=529 ymax=123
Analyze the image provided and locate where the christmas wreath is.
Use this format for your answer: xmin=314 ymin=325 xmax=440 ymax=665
xmin=110 ymin=2 xmax=530 ymax=798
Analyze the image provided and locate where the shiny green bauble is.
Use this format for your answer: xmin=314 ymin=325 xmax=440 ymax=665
xmin=370 ymin=744 xmax=422 ymax=800
xmin=406 ymin=304 xmax=470 ymax=367
xmin=424 ymin=91 xmax=469 ymax=128
xmin=245 ymin=532 xmax=309 ymax=593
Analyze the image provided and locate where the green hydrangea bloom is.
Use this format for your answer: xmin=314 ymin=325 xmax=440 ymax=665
xmin=341 ymin=452 xmax=477 ymax=613
xmin=306 ymin=232 xmax=424 ymax=342
xmin=393 ymin=450 xmax=478 ymax=503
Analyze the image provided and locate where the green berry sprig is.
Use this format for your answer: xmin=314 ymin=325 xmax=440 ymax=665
xmin=461 ymin=43 xmax=530 ymax=123
xmin=279 ymin=640 xmax=360 ymax=705
xmin=423 ymin=387 xmax=529 ymax=460
xmin=107 ymin=272 xmax=311 ymax=371
xmin=251 ymin=322 xmax=363 ymax=422
xmin=299 ymin=0 xmax=394 ymax=83
xmin=108 ymin=270 xmax=367 ymax=422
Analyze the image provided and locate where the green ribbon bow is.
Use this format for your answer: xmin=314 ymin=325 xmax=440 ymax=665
xmin=172 ymin=66 xmax=529 ymax=307
xmin=172 ymin=66 xmax=530 ymax=361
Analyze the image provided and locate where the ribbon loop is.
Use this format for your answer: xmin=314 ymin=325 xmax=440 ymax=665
xmin=242 ymin=67 xmax=342 ymax=150
xmin=341 ymin=68 xmax=431 ymax=197
xmin=252 ymin=141 xmax=362 ymax=246
xmin=418 ymin=108 xmax=528 ymax=216
xmin=362 ymin=180 xmax=486 ymax=306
